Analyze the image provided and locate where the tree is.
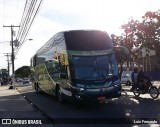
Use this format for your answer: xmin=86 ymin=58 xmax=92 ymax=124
xmin=15 ymin=66 xmax=31 ymax=78
xmin=140 ymin=10 xmax=160 ymax=68
xmin=114 ymin=10 xmax=160 ymax=70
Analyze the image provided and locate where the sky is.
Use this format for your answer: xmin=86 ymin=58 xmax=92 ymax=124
xmin=0 ymin=0 xmax=160 ymax=74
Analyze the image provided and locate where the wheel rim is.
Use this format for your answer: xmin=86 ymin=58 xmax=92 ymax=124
xmin=150 ymin=87 xmax=159 ymax=99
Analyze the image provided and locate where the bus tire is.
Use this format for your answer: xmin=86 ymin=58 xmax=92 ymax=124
xmin=56 ymin=85 xmax=64 ymax=103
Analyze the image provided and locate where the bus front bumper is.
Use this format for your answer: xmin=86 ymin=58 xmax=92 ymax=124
xmin=72 ymin=85 xmax=121 ymax=102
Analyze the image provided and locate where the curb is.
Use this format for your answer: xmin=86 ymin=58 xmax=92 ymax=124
xmin=16 ymin=87 xmax=55 ymax=124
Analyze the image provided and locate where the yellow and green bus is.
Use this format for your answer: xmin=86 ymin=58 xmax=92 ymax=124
xmin=30 ymin=30 xmax=129 ymax=103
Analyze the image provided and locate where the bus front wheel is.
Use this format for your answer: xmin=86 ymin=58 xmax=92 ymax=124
xmin=56 ymin=85 xmax=64 ymax=103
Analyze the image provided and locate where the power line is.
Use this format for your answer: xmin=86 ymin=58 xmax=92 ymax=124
xmin=16 ymin=0 xmax=30 ymax=40
xmin=15 ymin=0 xmax=43 ymax=56
xmin=16 ymin=0 xmax=38 ymax=41
xmin=17 ymin=0 xmax=36 ymax=42
xmin=23 ymin=0 xmax=43 ymax=41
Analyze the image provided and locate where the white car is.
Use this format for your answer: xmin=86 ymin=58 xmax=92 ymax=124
xmin=16 ymin=78 xmax=23 ymax=83
xmin=23 ymin=78 xmax=30 ymax=84
xmin=121 ymin=74 xmax=132 ymax=85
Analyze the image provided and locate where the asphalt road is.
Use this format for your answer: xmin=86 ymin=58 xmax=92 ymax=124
xmin=16 ymin=83 xmax=160 ymax=127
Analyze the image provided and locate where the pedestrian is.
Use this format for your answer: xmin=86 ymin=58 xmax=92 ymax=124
xmin=130 ymin=67 xmax=139 ymax=91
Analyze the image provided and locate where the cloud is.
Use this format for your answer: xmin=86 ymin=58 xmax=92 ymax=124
xmin=14 ymin=15 xmax=72 ymax=70
xmin=1 ymin=0 xmax=160 ymax=72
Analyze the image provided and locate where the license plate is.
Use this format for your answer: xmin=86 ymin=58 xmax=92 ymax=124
xmin=98 ymin=96 xmax=106 ymax=100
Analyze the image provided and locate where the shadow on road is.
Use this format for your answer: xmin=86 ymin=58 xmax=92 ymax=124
xmin=14 ymin=84 xmax=160 ymax=127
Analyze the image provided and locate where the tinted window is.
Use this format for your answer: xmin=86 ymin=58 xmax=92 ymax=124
xmin=73 ymin=54 xmax=118 ymax=80
xmin=64 ymin=30 xmax=112 ymax=51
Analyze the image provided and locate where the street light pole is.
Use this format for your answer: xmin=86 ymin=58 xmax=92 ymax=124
xmin=4 ymin=53 xmax=11 ymax=76
xmin=3 ymin=25 xmax=20 ymax=89
xmin=3 ymin=25 xmax=32 ymax=89
xmin=18 ymin=38 xmax=33 ymax=47
xmin=11 ymin=26 xmax=14 ymax=78
xmin=11 ymin=26 xmax=15 ymax=89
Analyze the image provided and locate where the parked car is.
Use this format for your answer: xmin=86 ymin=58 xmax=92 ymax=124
xmin=121 ymin=74 xmax=132 ymax=85
xmin=23 ymin=78 xmax=30 ymax=84
xmin=16 ymin=78 xmax=23 ymax=83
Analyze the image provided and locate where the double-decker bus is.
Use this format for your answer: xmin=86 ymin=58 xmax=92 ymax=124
xmin=30 ymin=30 xmax=129 ymax=103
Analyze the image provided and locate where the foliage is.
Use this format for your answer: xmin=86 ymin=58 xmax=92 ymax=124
xmin=15 ymin=66 xmax=31 ymax=78
xmin=113 ymin=10 xmax=160 ymax=67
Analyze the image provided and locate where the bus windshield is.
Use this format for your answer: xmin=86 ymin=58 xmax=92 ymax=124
xmin=72 ymin=54 xmax=118 ymax=81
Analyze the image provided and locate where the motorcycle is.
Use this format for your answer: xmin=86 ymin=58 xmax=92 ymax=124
xmin=133 ymin=79 xmax=159 ymax=99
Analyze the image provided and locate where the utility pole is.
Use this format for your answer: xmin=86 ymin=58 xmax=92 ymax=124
xmin=3 ymin=25 xmax=20 ymax=89
xmin=4 ymin=53 xmax=11 ymax=76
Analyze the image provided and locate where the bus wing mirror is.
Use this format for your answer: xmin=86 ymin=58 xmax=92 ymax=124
xmin=113 ymin=45 xmax=130 ymax=63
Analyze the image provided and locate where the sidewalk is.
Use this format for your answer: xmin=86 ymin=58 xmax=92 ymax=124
xmin=0 ymin=85 xmax=46 ymax=118
xmin=0 ymin=85 xmax=54 ymax=126
xmin=0 ymin=85 xmax=34 ymax=112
